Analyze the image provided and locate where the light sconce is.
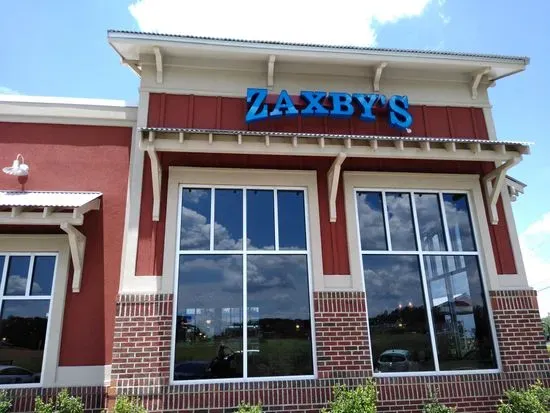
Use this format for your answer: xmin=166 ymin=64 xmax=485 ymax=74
xmin=2 ymin=154 xmax=29 ymax=177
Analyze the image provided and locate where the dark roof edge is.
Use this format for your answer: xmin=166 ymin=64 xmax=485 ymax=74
xmin=108 ymin=30 xmax=530 ymax=65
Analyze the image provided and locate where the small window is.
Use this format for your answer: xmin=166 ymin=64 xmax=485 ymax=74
xmin=0 ymin=254 xmax=56 ymax=385
xmin=355 ymin=190 xmax=497 ymax=374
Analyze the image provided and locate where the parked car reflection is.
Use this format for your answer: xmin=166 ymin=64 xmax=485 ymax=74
xmin=0 ymin=365 xmax=40 ymax=384
xmin=375 ymin=349 xmax=420 ymax=373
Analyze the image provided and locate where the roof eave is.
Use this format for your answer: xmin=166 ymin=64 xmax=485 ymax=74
xmin=107 ymin=31 xmax=529 ymax=74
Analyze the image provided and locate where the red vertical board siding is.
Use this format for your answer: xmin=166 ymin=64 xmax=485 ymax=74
xmin=473 ymin=108 xmax=490 ymax=139
xmin=425 ymin=106 xmax=451 ymax=137
xmin=164 ymin=94 xmax=190 ymax=128
xmin=192 ymin=96 xmax=218 ymax=129
xmin=0 ymin=122 xmax=131 ymax=366
xmin=144 ymin=94 xmax=516 ymax=276
xmin=449 ymin=107 xmax=476 ymax=138
xmin=147 ymin=93 xmax=163 ymax=126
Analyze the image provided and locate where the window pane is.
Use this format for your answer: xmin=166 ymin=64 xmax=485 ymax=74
xmin=386 ymin=192 xmax=417 ymax=251
xmin=180 ymin=188 xmax=211 ymax=250
xmin=424 ymin=255 xmax=497 ymax=370
xmin=174 ymin=255 xmax=243 ymax=381
xmin=247 ymin=190 xmax=275 ymax=250
xmin=278 ymin=191 xmax=307 ymax=250
xmin=31 ymin=256 xmax=56 ymax=296
xmin=214 ymin=189 xmax=243 ymax=250
xmin=4 ymin=256 xmax=30 ymax=296
xmin=247 ymin=255 xmax=313 ymax=377
xmin=356 ymin=192 xmax=387 ymax=251
xmin=362 ymin=255 xmax=435 ymax=372
xmin=0 ymin=300 xmax=49 ymax=384
xmin=415 ymin=193 xmax=447 ymax=251
xmin=443 ymin=194 xmax=476 ymax=252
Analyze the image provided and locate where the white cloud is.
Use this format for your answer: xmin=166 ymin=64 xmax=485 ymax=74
xmin=129 ymin=0 xmax=441 ymax=47
xmin=0 ymin=86 xmax=20 ymax=95
xmin=519 ymin=211 xmax=550 ymax=317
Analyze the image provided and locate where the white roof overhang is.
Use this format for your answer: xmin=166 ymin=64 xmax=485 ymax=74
xmin=138 ymin=127 xmax=531 ymax=226
xmin=0 ymin=191 xmax=102 ymax=293
xmin=108 ymin=31 xmax=528 ymax=82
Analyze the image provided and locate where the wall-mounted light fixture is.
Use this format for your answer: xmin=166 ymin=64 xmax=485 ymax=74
xmin=2 ymin=154 xmax=29 ymax=177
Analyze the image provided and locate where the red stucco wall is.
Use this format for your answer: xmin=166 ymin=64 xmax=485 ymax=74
xmin=0 ymin=122 xmax=131 ymax=366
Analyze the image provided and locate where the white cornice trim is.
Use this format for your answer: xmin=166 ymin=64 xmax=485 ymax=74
xmin=0 ymin=96 xmax=137 ymax=127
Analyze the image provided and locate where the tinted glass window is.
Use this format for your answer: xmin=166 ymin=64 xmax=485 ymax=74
xmin=5 ymin=256 xmax=30 ymax=296
xmin=415 ymin=193 xmax=447 ymax=251
xmin=31 ymin=256 xmax=56 ymax=296
xmin=180 ymin=188 xmax=211 ymax=250
xmin=0 ymin=299 xmax=49 ymax=384
xmin=174 ymin=186 xmax=312 ymax=382
xmin=386 ymin=192 xmax=416 ymax=251
xmin=363 ymin=255 xmax=434 ymax=373
xmin=174 ymin=255 xmax=243 ymax=381
xmin=443 ymin=194 xmax=476 ymax=252
xmin=247 ymin=190 xmax=275 ymax=250
xmin=425 ymin=255 xmax=496 ymax=370
xmin=247 ymin=255 xmax=313 ymax=377
xmin=214 ymin=189 xmax=243 ymax=250
xmin=357 ymin=192 xmax=387 ymax=250
xmin=277 ymin=191 xmax=307 ymax=250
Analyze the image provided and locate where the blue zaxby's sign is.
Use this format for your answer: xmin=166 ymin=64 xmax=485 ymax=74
xmin=245 ymin=88 xmax=413 ymax=129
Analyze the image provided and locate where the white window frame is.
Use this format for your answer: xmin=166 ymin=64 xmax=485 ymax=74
xmin=343 ymin=172 xmax=502 ymax=377
xmin=162 ymin=167 xmax=322 ymax=385
xmin=0 ymin=235 xmax=70 ymax=388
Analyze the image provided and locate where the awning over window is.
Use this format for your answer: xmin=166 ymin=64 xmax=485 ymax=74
xmin=0 ymin=191 xmax=102 ymax=293
xmin=137 ymin=127 xmax=531 ymax=226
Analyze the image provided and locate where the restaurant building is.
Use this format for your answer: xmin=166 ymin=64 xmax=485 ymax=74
xmin=0 ymin=30 xmax=547 ymax=412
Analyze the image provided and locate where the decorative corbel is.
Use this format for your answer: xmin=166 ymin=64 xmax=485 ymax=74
xmin=482 ymin=157 xmax=521 ymax=224
xmin=471 ymin=67 xmax=491 ymax=99
xmin=373 ymin=62 xmax=388 ymax=92
xmin=153 ymin=46 xmax=163 ymax=84
xmin=267 ymin=55 xmax=276 ymax=89
xmin=60 ymin=222 xmax=87 ymax=293
xmin=327 ymin=152 xmax=347 ymax=222
xmin=140 ymin=132 xmax=162 ymax=221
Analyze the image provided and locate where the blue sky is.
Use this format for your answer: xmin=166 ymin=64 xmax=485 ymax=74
xmin=1 ymin=0 xmax=549 ymax=314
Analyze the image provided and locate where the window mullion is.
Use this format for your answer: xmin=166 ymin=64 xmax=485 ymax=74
xmin=274 ymin=189 xmax=279 ymax=251
xmin=0 ymin=255 xmax=8 ymax=321
xmin=438 ymin=193 xmax=453 ymax=252
xmin=381 ymin=191 xmax=392 ymax=251
xmin=242 ymin=188 xmax=248 ymax=379
xmin=25 ymin=255 xmax=35 ymax=296
xmin=210 ymin=188 xmax=216 ymax=251
xmin=410 ymin=193 xmax=441 ymax=372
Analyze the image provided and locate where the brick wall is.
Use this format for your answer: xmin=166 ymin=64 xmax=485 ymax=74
xmin=100 ymin=290 xmax=548 ymax=413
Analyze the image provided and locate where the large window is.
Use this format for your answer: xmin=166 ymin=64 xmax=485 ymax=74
xmin=0 ymin=254 xmax=57 ymax=385
xmin=172 ymin=186 xmax=314 ymax=382
xmin=355 ymin=190 xmax=498 ymax=374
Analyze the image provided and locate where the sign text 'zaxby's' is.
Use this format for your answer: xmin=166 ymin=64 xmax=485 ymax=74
xmin=245 ymin=88 xmax=413 ymax=129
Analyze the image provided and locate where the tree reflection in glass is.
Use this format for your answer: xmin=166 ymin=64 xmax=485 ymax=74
xmin=363 ymin=255 xmax=434 ymax=372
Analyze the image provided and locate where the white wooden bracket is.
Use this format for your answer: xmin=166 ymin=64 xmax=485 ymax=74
xmin=60 ymin=223 xmax=86 ymax=293
xmin=143 ymin=136 xmax=162 ymax=221
xmin=327 ymin=152 xmax=347 ymax=222
xmin=267 ymin=55 xmax=276 ymax=89
xmin=373 ymin=62 xmax=388 ymax=92
xmin=153 ymin=46 xmax=163 ymax=84
xmin=482 ymin=157 xmax=521 ymax=225
xmin=121 ymin=59 xmax=142 ymax=77
xmin=471 ymin=67 xmax=491 ymax=99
